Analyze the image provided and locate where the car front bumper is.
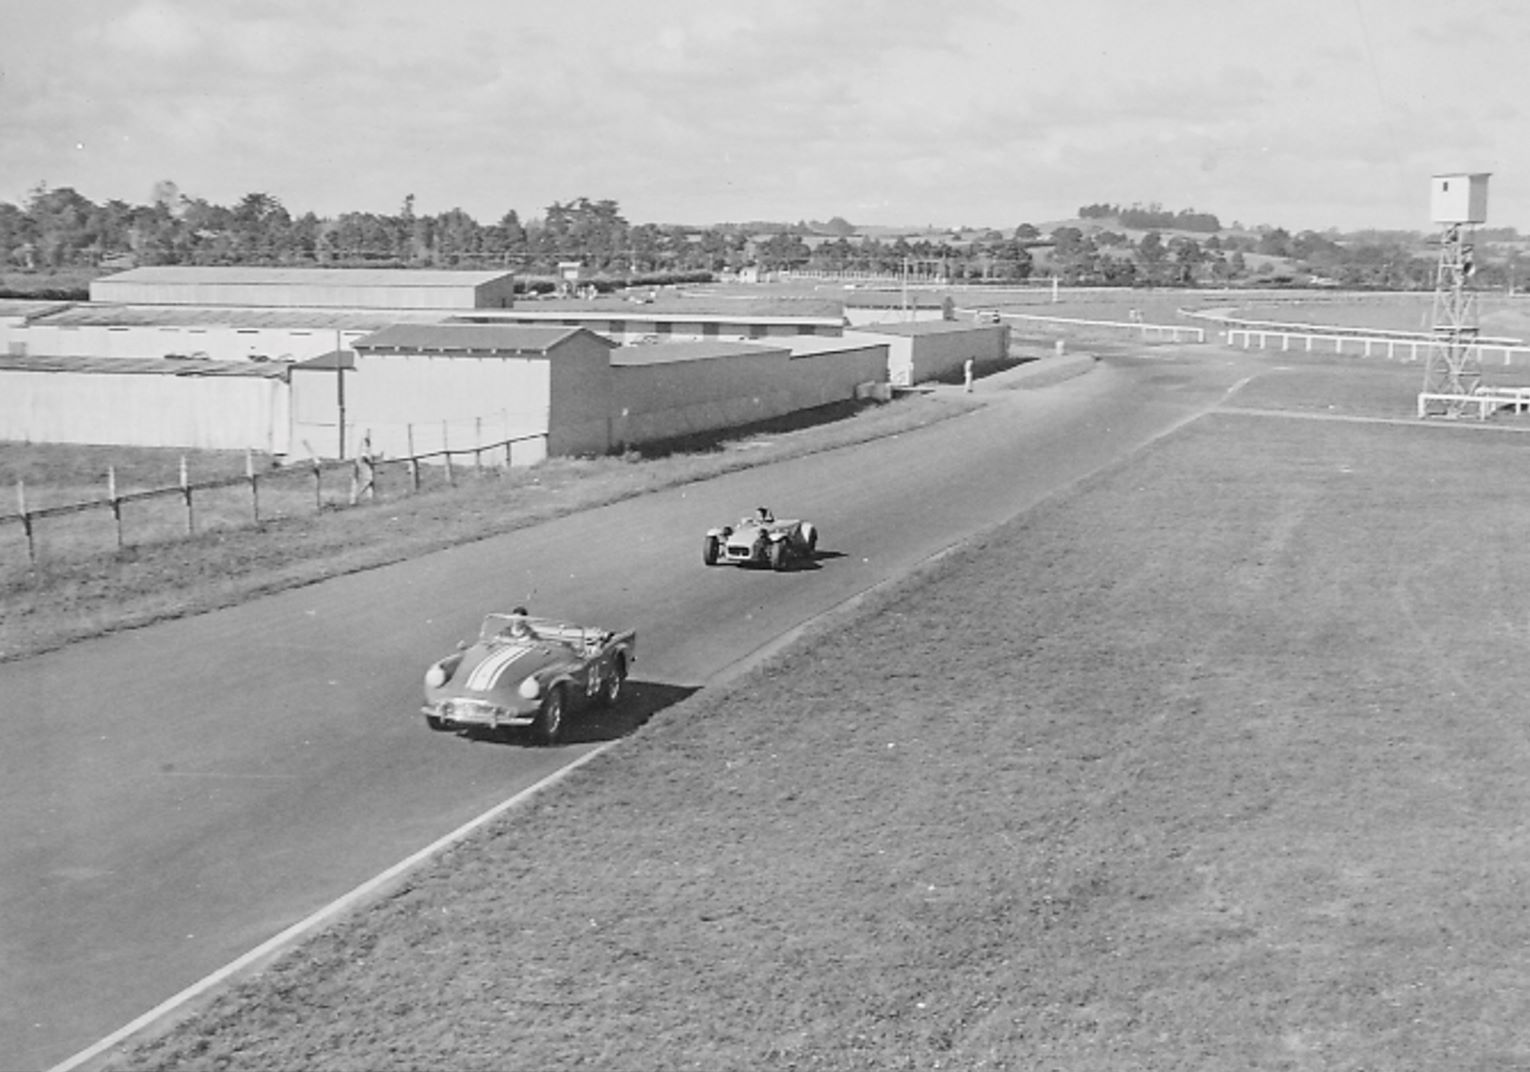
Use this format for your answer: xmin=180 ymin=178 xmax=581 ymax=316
xmin=421 ymin=697 xmax=536 ymax=729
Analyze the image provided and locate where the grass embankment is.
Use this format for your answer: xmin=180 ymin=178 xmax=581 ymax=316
xmin=111 ymin=366 xmax=1530 ymax=1069
xmin=0 ymin=392 xmax=985 ymax=661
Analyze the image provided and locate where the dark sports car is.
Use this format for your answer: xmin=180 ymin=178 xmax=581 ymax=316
xmin=704 ymin=507 xmax=818 ymax=571
xmin=421 ymin=611 xmax=636 ymax=745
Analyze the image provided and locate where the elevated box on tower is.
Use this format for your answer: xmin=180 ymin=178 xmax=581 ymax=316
xmin=1430 ymin=173 xmax=1490 ymax=226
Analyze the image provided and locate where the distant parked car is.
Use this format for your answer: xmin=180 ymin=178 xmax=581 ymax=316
xmin=420 ymin=609 xmax=636 ymax=745
xmin=975 ymin=308 xmax=1002 ymax=324
xmin=704 ymin=507 xmax=817 ymax=571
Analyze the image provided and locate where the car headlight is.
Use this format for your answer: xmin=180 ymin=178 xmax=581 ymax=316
xmin=424 ymin=664 xmax=448 ymax=689
xmin=518 ymin=677 xmax=541 ymax=700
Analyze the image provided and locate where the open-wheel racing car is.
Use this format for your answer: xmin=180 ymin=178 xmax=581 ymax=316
xmin=704 ymin=507 xmax=818 ymax=571
xmin=420 ymin=609 xmax=636 ymax=745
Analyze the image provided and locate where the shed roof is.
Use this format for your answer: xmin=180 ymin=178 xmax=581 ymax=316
xmin=353 ymin=323 xmax=612 ymax=354
xmin=30 ymin=304 xmax=452 ymax=330
xmin=93 ymin=267 xmax=516 ymax=288
xmin=847 ymin=320 xmax=989 ymax=337
xmin=612 ymin=340 xmax=789 ymax=366
xmin=0 ymin=354 xmax=290 ymax=378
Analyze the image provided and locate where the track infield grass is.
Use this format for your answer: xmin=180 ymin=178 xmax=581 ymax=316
xmin=106 ymin=388 xmax=1530 ymax=1069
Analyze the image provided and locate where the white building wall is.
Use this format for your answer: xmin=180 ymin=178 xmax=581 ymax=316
xmin=15 ymin=322 xmax=367 ymax=362
xmin=0 ymin=369 xmax=290 ymax=452
xmin=293 ymin=353 xmax=552 ymax=460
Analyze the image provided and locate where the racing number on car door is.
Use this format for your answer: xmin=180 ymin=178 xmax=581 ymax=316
xmin=585 ymin=661 xmax=603 ymax=699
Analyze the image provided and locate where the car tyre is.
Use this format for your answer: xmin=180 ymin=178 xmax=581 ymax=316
xmin=533 ymin=686 xmax=566 ymax=746
xmin=425 ymin=714 xmax=449 ymax=732
xmin=703 ymin=535 xmax=720 ymax=566
xmin=600 ymin=656 xmax=625 ymax=707
xmin=769 ymin=539 xmax=788 ymax=571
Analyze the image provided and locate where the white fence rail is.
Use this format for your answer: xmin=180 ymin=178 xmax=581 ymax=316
xmin=1225 ymin=328 xmax=1530 ymax=366
xmin=997 ymin=312 xmax=1205 ymax=343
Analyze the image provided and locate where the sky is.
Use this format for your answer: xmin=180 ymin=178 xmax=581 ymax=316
xmin=2 ymin=0 xmax=1528 ymax=234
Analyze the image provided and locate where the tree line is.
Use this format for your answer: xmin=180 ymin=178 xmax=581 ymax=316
xmin=2 ymin=182 xmax=1522 ymax=292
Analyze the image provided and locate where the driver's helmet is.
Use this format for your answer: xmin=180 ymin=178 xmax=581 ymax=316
xmin=756 ymin=506 xmax=774 ymax=522
xmin=505 ymin=606 xmax=532 ymax=639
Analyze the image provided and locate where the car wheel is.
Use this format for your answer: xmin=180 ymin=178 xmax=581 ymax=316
xmin=425 ymin=714 xmax=448 ymax=732
xmin=533 ymin=686 xmax=565 ymax=746
xmin=802 ymin=524 xmax=818 ymax=555
xmin=769 ymin=539 xmax=788 ymax=571
xmin=600 ymin=657 xmax=625 ymax=707
xmin=703 ymin=535 xmax=720 ymax=566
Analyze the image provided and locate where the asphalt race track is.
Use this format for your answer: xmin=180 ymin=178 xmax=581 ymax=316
xmin=0 ymin=348 xmax=1256 ymax=1070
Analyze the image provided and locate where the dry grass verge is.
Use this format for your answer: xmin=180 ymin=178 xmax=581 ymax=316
xmin=109 ymin=389 xmax=1530 ymax=1068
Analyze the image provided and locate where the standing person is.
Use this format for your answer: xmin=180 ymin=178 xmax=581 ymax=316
xmin=352 ymin=430 xmax=377 ymax=503
xmin=963 ymin=357 xmax=974 ymax=393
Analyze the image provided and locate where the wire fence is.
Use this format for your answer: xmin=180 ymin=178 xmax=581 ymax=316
xmin=0 ymin=429 xmax=547 ymax=567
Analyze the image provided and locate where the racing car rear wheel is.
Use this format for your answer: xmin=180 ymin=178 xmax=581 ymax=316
xmin=703 ymin=535 xmax=720 ymax=566
xmin=600 ymin=656 xmax=625 ymax=707
xmin=769 ymin=539 xmax=788 ymax=571
xmin=533 ymin=686 xmax=566 ymax=746
xmin=425 ymin=714 xmax=449 ymax=732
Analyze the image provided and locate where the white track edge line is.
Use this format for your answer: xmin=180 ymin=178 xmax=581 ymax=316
xmin=46 ymin=740 xmax=619 ymax=1072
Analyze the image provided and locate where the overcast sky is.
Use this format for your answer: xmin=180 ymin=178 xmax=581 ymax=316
xmin=2 ymin=0 xmax=1526 ymax=233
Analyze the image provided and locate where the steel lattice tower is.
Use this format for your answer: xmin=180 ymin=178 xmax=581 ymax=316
xmin=1420 ymin=224 xmax=1481 ymax=413
xmin=1420 ymin=173 xmax=1489 ymax=417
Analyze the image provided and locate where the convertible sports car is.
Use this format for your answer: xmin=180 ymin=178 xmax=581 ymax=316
xmin=704 ymin=507 xmax=817 ymax=571
xmin=420 ymin=610 xmax=636 ymax=745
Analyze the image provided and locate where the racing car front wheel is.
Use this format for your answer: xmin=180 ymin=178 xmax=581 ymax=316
xmin=769 ymin=539 xmax=788 ymax=571
xmin=703 ymin=535 xmax=720 ymax=566
xmin=533 ymin=686 xmax=566 ymax=746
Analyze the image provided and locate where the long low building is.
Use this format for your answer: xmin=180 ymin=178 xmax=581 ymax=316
xmin=610 ymin=337 xmax=888 ymax=448
xmin=844 ymin=320 xmax=1009 ymax=386
xmin=88 ymin=266 xmax=519 ymax=310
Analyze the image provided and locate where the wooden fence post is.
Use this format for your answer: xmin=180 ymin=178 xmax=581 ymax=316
xmin=17 ymin=478 xmax=35 ymax=564
xmin=246 ymin=450 xmax=260 ymax=524
xmin=108 ymin=465 xmax=123 ymax=549
xmin=407 ymin=424 xmax=420 ymax=491
xmin=180 ymin=455 xmax=194 ymax=534
xmin=443 ymin=420 xmax=454 ymax=486
xmin=312 ymin=457 xmax=323 ymax=512
xmin=474 ymin=416 xmax=483 ymax=477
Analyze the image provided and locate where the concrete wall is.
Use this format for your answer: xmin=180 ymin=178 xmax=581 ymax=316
xmin=547 ymin=342 xmax=616 ymax=456
xmin=0 ymin=367 xmax=291 ymax=452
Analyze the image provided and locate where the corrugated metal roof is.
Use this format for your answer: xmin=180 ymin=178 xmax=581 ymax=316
xmin=0 ymin=354 xmax=290 ymax=378
xmin=94 ymin=267 xmax=516 ymax=288
xmin=31 ymin=304 xmax=452 ymax=329
xmin=848 ymin=320 xmax=989 ymax=337
xmin=783 ymin=336 xmax=888 ymax=357
xmin=354 ymin=323 xmax=606 ymax=354
xmin=612 ymin=341 xmax=789 ymax=366
xmin=291 ymin=350 xmax=354 ymax=370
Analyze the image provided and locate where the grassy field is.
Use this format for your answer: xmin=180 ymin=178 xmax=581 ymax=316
xmin=97 ymin=347 xmax=1530 ymax=1070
